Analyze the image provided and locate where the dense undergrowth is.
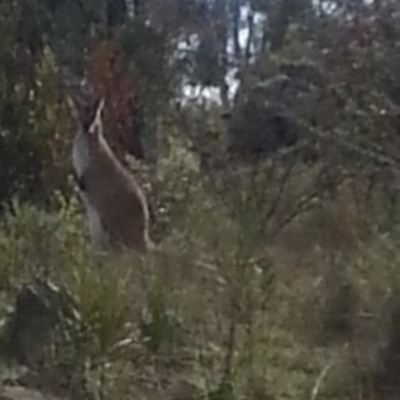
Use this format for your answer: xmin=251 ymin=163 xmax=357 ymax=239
xmin=0 ymin=148 xmax=400 ymax=400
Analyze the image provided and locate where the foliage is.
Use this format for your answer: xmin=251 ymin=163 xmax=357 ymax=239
xmin=2 ymin=1 xmax=400 ymax=400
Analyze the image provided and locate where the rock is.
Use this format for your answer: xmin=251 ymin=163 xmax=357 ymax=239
xmin=227 ymin=61 xmax=328 ymax=160
xmin=1 ymin=280 xmax=78 ymax=367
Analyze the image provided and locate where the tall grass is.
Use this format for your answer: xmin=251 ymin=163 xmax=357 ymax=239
xmin=0 ymin=157 xmax=400 ymax=400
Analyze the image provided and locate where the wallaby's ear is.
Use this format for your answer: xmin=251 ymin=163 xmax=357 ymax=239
xmin=94 ymin=98 xmax=105 ymax=124
xmin=88 ymin=98 xmax=105 ymax=136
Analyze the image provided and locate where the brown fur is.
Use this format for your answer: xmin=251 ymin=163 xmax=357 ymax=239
xmin=71 ymin=98 xmax=154 ymax=253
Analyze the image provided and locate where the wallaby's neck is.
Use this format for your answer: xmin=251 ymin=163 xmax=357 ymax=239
xmin=72 ymin=131 xmax=89 ymax=177
xmin=73 ymin=130 xmax=125 ymax=174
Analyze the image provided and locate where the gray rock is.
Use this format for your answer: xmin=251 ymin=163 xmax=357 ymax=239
xmin=1 ymin=280 xmax=78 ymax=367
xmin=227 ymin=61 xmax=326 ymax=159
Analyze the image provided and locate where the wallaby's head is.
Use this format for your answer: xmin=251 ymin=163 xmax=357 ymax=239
xmin=62 ymin=68 xmax=103 ymax=142
xmin=68 ymin=96 xmax=106 ymax=141
xmin=69 ymin=96 xmax=115 ymax=181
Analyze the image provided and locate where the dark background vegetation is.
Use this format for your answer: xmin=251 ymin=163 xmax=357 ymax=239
xmin=1 ymin=1 xmax=400 ymax=399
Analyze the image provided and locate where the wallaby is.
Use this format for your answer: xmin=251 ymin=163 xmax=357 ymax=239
xmin=69 ymin=97 xmax=154 ymax=253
